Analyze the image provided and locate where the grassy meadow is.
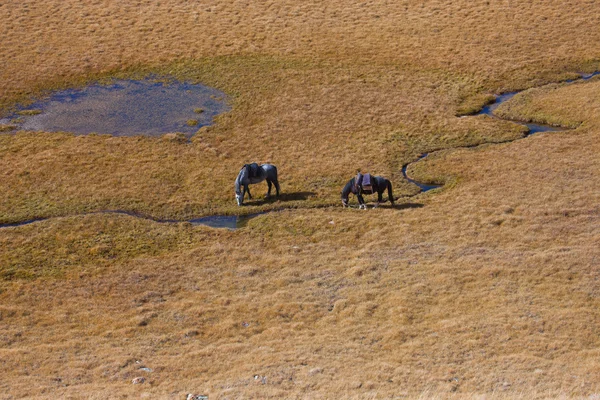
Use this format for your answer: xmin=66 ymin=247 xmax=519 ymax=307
xmin=1 ymin=0 xmax=600 ymax=398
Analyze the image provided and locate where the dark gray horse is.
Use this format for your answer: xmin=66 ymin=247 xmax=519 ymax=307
xmin=341 ymin=173 xmax=394 ymax=209
xmin=235 ymin=163 xmax=280 ymax=206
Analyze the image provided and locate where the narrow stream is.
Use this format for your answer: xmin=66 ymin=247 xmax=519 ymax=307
xmin=0 ymin=211 xmax=262 ymax=230
xmin=401 ymin=71 xmax=599 ymax=193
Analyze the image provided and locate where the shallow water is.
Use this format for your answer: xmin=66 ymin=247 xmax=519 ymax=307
xmin=189 ymin=214 xmax=260 ymax=230
xmin=479 ymin=92 xmax=518 ymax=116
xmin=1 ymin=80 xmax=229 ymax=137
xmin=479 ymin=91 xmax=563 ymax=135
xmin=401 ymin=154 xmax=443 ymax=193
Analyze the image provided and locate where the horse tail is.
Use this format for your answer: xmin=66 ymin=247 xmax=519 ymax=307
xmin=387 ymin=180 xmax=394 ymax=204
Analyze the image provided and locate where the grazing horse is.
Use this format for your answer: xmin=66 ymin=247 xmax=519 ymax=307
xmin=235 ymin=163 xmax=280 ymax=206
xmin=341 ymin=173 xmax=394 ymax=209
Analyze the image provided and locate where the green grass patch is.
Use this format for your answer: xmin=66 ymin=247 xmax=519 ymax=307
xmin=16 ymin=109 xmax=42 ymax=116
xmin=0 ymin=124 xmax=17 ymax=132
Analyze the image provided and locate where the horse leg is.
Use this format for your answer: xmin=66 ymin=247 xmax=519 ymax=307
xmin=245 ymin=185 xmax=252 ymax=200
xmin=377 ymin=190 xmax=384 ymax=203
xmin=270 ymin=166 xmax=281 ymax=197
xmin=358 ymin=193 xmax=367 ymax=210
xmin=387 ymin=181 xmax=394 ymax=205
xmin=266 ymin=180 xmax=272 ymax=198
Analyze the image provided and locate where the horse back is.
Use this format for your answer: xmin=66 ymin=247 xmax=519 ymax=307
xmin=261 ymin=163 xmax=278 ymax=181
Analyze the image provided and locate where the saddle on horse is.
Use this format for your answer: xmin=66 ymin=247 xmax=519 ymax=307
xmin=355 ymin=172 xmax=374 ymax=194
xmin=245 ymin=163 xmax=262 ymax=179
xmin=361 ymin=173 xmax=373 ymax=193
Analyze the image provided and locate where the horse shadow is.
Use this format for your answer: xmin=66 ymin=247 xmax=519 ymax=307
xmin=391 ymin=202 xmax=424 ymax=210
xmin=244 ymin=191 xmax=317 ymax=205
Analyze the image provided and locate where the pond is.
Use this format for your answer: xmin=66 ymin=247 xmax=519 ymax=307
xmin=0 ymin=79 xmax=229 ymax=137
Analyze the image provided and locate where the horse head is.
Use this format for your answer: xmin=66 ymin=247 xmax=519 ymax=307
xmin=341 ymin=178 xmax=354 ymax=207
xmin=341 ymin=196 xmax=349 ymax=207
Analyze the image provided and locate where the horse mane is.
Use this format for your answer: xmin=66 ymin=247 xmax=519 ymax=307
xmin=235 ymin=166 xmax=247 ymax=193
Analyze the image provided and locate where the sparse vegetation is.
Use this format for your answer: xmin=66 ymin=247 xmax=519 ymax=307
xmin=0 ymin=124 xmax=16 ymax=132
xmin=16 ymin=109 xmax=42 ymax=116
xmin=1 ymin=0 xmax=600 ymax=398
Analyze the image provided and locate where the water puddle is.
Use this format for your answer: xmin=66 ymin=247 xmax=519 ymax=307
xmin=0 ymin=79 xmax=229 ymax=137
xmin=189 ymin=214 xmax=261 ymax=230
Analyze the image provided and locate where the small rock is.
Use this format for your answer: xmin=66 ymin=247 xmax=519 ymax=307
xmin=329 ymin=220 xmax=334 ymax=225
xmin=138 ymin=367 xmax=152 ymax=372
xmin=132 ymin=377 xmax=145 ymax=384
xmin=242 ymin=322 xmax=249 ymax=328
xmin=187 ymin=395 xmax=208 ymax=400
xmin=309 ymin=367 xmax=323 ymax=376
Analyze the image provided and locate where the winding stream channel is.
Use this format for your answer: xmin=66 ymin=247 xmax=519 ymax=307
xmin=0 ymin=210 xmax=260 ymax=230
xmin=1 ymin=72 xmax=598 ymax=229
xmin=402 ymin=71 xmax=599 ymax=192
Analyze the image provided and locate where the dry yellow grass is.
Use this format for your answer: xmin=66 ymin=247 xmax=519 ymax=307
xmin=1 ymin=0 xmax=600 ymax=398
